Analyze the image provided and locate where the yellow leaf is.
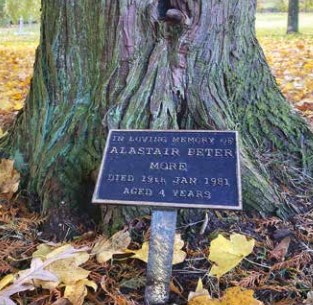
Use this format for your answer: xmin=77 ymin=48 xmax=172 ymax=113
xmin=188 ymin=287 xmax=263 ymax=305
xmin=0 ymin=128 xmax=8 ymax=139
xmin=13 ymin=100 xmax=24 ymax=110
xmin=0 ymin=100 xmax=12 ymax=111
xmin=0 ymin=159 xmax=20 ymax=197
xmin=187 ymin=278 xmax=211 ymax=302
xmin=130 ymin=234 xmax=186 ymax=265
xmin=64 ymin=279 xmax=97 ymax=305
xmin=188 ymin=295 xmax=219 ymax=305
xmin=33 ymin=244 xmax=90 ymax=289
xmin=46 ymin=244 xmax=90 ymax=266
xmin=220 ymin=287 xmax=263 ymax=305
xmin=0 ymin=274 xmax=15 ymax=291
xmin=92 ymin=230 xmax=131 ymax=263
xmin=32 ymin=244 xmax=53 ymax=259
xmin=303 ymin=62 xmax=313 ymax=70
xmin=208 ymin=233 xmax=255 ymax=278
xmin=41 ymin=259 xmax=90 ymax=288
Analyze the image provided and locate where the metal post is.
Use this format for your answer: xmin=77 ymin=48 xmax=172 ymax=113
xmin=144 ymin=209 xmax=177 ymax=305
xmin=18 ymin=17 xmax=24 ymax=35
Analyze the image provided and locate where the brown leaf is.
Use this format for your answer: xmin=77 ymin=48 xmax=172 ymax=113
xmin=170 ymin=280 xmax=184 ymax=298
xmin=51 ymin=298 xmax=73 ymax=305
xmin=269 ymin=236 xmax=291 ymax=261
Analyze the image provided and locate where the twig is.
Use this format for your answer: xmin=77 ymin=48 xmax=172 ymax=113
xmin=243 ymin=257 xmax=271 ymax=269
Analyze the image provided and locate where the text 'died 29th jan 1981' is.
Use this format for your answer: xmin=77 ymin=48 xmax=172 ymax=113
xmin=93 ymin=130 xmax=242 ymax=209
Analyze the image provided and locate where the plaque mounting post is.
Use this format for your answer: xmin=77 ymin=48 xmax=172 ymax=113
xmin=144 ymin=209 xmax=177 ymax=305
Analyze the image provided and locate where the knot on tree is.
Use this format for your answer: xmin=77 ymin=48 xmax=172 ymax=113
xmin=165 ymin=8 xmax=184 ymax=24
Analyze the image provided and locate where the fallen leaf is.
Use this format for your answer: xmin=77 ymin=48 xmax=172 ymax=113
xmin=0 ymin=128 xmax=8 ymax=139
xmin=295 ymin=99 xmax=313 ymax=111
xmin=51 ymin=298 xmax=72 ymax=305
xmin=208 ymin=233 xmax=255 ymax=278
xmin=0 ymin=159 xmax=20 ymax=198
xmin=259 ymin=36 xmax=313 ymax=120
xmin=220 ymin=287 xmax=263 ymax=305
xmin=64 ymin=279 xmax=97 ymax=305
xmin=187 ymin=278 xmax=211 ymax=302
xmin=41 ymin=258 xmax=90 ymax=289
xmin=13 ymin=100 xmax=24 ymax=110
xmin=0 ymin=296 xmax=16 ymax=305
xmin=46 ymin=244 xmax=90 ymax=266
xmin=269 ymin=236 xmax=291 ymax=261
xmin=29 ymin=244 xmax=96 ymax=305
xmin=32 ymin=244 xmax=53 ymax=259
xmin=188 ymin=286 xmax=263 ymax=305
xmin=92 ymin=230 xmax=131 ymax=263
xmin=170 ymin=280 xmax=184 ymax=298
xmin=0 ymin=44 xmax=35 ymax=114
xmin=33 ymin=244 xmax=91 ymax=289
xmin=129 ymin=234 xmax=186 ymax=265
xmin=0 ymin=274 xmax=15 ymax=291
xmin=0 ymin=258 xmax=58 ymax=305
xmin=0 ymin=100 xmax=13 ymax=112
xmin=18 ymin=258 xmax=59 ymax=282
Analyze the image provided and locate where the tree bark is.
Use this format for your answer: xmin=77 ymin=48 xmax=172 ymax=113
xmin=287 ymin=0 xmax=299 ymax=33
xmin=1 ymin=0 xmax=313 ymax=236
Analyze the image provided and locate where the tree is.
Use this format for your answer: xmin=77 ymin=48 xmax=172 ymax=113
xmin=4 ymin=0 xmax=40 ymax=24
xmin=4 ymin=0 xmax=21 ymax=24
xmin=287 ymin=0 xmax=299 ymax=33
xmin=302 ymin=0 xmax=313 ymax=12
xmin=0 ymin=0 xmax=8 ymax=26
xmin=22 ymin=0 xmax=41 ymax=23
xmin=1 ymin=0 xmax=313 ymax=237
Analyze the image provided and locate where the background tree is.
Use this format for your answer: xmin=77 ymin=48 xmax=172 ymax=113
xmin=302 ymin=0 xmax=313 ymax=11
xmin=256 ymin=0 xmax=313 ymax=12
xmin=287 ymin=0 xmax=299 ymax=33
xmin=1 ymin=0 xmax=313 ymax=237
xmin=4 ymin=0 xmax=40 ymax=24
xmin=22 ymin=0 xmax=41 ymax=23
xmin=4 ymin=0 xmax=21 ymax=24
xmin=0 ymin=0 xmax=8 ymax=26
xmin=278 ymin=0 xmax=289 ymax=11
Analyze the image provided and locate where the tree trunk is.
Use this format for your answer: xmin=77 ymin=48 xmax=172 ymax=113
xmin=287 ymin=0 xmax=299 ymax=33
xmin=1 ymin=0 xmax=313 ymax=236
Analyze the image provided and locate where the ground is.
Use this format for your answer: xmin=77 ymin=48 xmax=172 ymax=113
xmin=0 ymin=14 xmax=313 ymax=305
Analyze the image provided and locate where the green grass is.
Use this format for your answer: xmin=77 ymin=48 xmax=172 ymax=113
xmin=0 ymin=23 xmax=39 ymax=44
xmin=256 ymin=13 xmax=313 ymax=36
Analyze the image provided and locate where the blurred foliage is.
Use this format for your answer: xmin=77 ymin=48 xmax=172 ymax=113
xmin=257 ymin=0 xmax=313 ymax=12
xmin=0 ymin=0 xmax=9 ymax=26
xmin=4 ymin=0 xmax=41 ymax=24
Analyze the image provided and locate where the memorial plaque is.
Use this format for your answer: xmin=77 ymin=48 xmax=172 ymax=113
xmin=93 ymin=130 xmax=241 ymax=209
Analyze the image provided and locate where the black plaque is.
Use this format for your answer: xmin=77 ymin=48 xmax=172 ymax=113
xmin=93 ymin=130 xmax=242 ymax=209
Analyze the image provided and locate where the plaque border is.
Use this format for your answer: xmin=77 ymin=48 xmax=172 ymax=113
xmin=92 ymin=129 xmax=242 ymax=210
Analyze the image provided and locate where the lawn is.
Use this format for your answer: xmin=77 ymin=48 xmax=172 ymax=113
xmin=0 ymin=23 xmax=39 ymax=43
xmin=256 ymin=12 xmax=313 ymax=36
